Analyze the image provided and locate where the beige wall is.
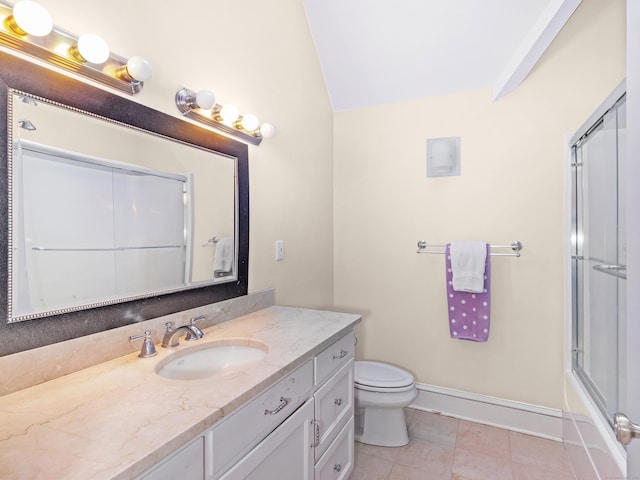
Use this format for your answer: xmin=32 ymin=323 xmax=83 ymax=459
xmin=38 ymin=0 xmax=335 ymax=309
xmin=333 ymin=0 xmax=625 ymax=409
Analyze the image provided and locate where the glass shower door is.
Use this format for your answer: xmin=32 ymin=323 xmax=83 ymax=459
xmin=572 ymin=94 xmax=627 ymax=423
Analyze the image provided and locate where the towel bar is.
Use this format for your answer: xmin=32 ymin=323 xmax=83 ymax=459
xmin=32 ymin=245 xmax=183 ymax=251
xmin=417 ymin=241 xmax=522 ymax=257
xmin=202 ymin=237 xmax=219 ymax=247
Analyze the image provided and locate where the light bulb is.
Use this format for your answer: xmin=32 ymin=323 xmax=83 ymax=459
xmin=259 ymin=123 xmax=276 ymax=139
xmin=241 ymin=114 xmax=259 ymax=132
xmin=10 ymin=1 xmax=53 ymax=37
xmin=75 ymin=34 xmax=110 ymax=64
xmin=220 ymin=105 xmax=239 ymax=124
xmin=125 ymin=56 xmax=152 ymax=81
xmin=195 ymin=90 xmax=215 ymax=110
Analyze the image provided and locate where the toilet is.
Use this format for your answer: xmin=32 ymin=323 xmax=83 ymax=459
xmin=354 ymin=361 xmax=418 ymax=447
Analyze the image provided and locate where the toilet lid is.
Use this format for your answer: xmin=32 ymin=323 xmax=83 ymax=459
xmin=354 ymin=361 xmax=414 ymax=389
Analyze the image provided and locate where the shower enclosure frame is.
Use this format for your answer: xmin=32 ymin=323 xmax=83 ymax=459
xmin=571 ymin=91 xmax=627 ymax=423
xmin=564 ymin=79 xmax=627 ymax=478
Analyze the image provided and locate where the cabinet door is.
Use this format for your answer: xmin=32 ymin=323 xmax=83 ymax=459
xmin=218 ymin=398 xmax=315 ymax=480
xmin=138 ymin=435 xmax=205 ymax=480
xmin=314 ymin=361 xmax=354 ymax=460
xmin=315 ymin=418 xmax=354 ymax=480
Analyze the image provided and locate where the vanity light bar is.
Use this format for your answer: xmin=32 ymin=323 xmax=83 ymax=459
xmin=176 ymin=87 xmax=275 ymax=146
xmin=0 ymin=0 xmax=151 ymax=95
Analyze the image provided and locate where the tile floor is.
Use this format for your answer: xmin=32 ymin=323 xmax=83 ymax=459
xmin=351 ymin=408 xmax=576 ymax=480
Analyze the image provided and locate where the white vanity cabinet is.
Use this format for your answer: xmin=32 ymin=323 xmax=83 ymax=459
xmin=138 ymin=330 xmax=356 ymax=480
xmin=209 ymin=331 xmax=356 ymax=480
xmin=312 ymin=331 xmax=355 ymax=479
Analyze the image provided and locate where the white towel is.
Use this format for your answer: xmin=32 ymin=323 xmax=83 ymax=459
xmin=450 ymin=241 xmax=487 ymax=293
xmin=213 ymin=237 xmax=234 ymax=273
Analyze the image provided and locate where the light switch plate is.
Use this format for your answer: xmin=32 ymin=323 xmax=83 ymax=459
xmin=276 ymin=240 xmax=284 ymax=261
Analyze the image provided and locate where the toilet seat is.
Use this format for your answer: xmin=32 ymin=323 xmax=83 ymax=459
xmin=354 ymin=361 xmax=415 ymax=392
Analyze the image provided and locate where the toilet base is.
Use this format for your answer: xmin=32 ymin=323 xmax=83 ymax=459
xmin=354 ymin=406 xmax=410 ymax=447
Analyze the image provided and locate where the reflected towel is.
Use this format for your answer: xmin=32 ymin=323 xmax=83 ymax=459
xmin=450 ymin=241 xmax=487 ymax=293
xmin=213 ymin=237 xmax=234 ymax=273
xmin=446 ymin=243 xmax=491 ymax=342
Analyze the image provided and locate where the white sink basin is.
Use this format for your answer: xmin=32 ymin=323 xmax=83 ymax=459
xmin=155 ymin=339 xmax=268 ymax=380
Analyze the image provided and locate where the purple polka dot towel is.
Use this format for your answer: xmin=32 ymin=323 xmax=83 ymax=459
xmin=445 ymin=243 xmax=491 ymax=342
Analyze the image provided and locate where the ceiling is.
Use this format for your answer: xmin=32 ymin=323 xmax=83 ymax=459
xmin=303 ymin=0 xmax=582 ymax=111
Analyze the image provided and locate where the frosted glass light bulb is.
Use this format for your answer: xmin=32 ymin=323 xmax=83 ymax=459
xmin=126 ymin=56 xmax=152 ymax=81
xmin=241 ymin=114 xmax=259 ymax=132
xmin=220 ymin=105 xmax=239 ymax=124
xmin=76 ymin=34 xmax=110 ymax=64
xmin=195 ymin=90 xmax=215 ymax=110
xmin=259 ymin=123 xmax=276 ymax=139
xmin=11 ymin=1 xmax=53 ymax=36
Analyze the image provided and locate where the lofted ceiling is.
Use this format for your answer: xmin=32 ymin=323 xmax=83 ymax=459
xmin=303 ymin=0 xmax=582 ymax=111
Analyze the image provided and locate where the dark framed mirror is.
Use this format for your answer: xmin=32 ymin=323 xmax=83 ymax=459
xmin=0 ymin=51 xmax=249 ymax=356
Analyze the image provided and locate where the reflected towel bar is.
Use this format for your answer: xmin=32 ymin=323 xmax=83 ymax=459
xmin=32 ymin=245 xmax=183 ymax=251
xmin=202 ymin=237 xmax=219 ymax=247
xmin=417 ymin=241 xmax=523 ymax=257
xmin=593 ymin=264 xmax=626 ymax=279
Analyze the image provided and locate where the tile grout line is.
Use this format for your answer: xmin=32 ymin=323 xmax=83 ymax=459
xmin=507 ymin=427 xmax=515 ymax=480
xmin=451 ymin=416 xmax=460 ymax=479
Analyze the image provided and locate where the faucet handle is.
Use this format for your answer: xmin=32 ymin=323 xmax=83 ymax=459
xmin=129 ymin=330 xmax=157 ymax=358
xmin=185 ymin=315 xmax=205 ymax=341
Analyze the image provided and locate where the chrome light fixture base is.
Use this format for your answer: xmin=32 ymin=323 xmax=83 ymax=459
xmin=176 ymin=87 xmax=264 ymax=146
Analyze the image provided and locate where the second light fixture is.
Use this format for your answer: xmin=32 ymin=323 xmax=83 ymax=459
xmin=175 ymin=87 xmax=274 ymax=145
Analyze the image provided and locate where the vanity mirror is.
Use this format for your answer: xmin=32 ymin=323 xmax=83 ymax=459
xmin=0 ymin=51 xmax=249 ymax=356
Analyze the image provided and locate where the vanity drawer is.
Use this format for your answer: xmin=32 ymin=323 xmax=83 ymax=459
xmin=314 ymin=331 xmax=355 ymax=386
xmin=314 ymin=360 xmax=354 ymax=461
xmin=314 ymin=417 xmax=354 ymax=480
xmin=209 ymin=359 xmax=313 ymax=478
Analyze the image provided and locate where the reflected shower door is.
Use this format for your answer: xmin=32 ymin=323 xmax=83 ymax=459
xmin=572 ymin=95 xmax=626 ymax=422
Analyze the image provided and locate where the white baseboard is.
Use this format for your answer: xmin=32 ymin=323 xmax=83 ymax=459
xmin=410 ymin=383 xmax=563 ymax=441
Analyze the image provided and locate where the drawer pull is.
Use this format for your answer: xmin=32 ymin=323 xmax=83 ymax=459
xmin=310 ymin=420 xmax=320 ymax=447
xmin=332 ymin=349 xmax=348 ymax=360
xmin=335 ymin=398 xmax=343 ymax=406
xmin=334 ymin=463 xmax=342 ymax=472
xmin=264 ymin=397 xmax=290 ymax=415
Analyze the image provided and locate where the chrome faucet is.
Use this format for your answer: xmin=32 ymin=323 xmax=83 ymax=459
xmin=162 ymin=317 xmax=205 ymax=347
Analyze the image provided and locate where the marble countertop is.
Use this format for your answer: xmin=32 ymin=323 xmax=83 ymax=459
xmin=0 ymin=306 xmax=361 ymax=480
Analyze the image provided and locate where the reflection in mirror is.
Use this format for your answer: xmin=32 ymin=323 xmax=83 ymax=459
xmin=0 ymin=50 xmax=248 ymax=356
xmin=10 ymin=93 xmax=237 ymax=322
